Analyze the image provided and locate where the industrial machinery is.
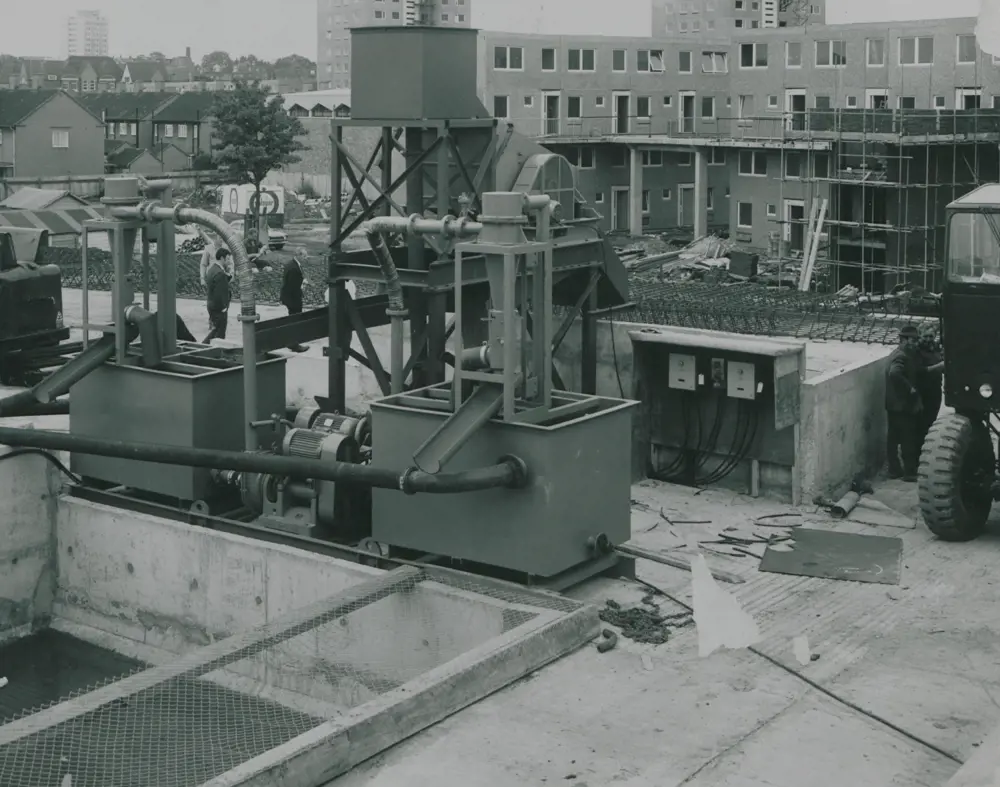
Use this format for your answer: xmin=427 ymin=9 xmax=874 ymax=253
xmin=918 ymin=184 xmax=1000 ymax=541
xmin=0 ymin=227 xmax=71 ymax=386
xmin=0 ymin=25 xmax=637 ymax=590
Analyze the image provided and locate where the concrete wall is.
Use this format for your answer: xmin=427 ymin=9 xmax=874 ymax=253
xmin=55 ymin=497 xmax=531 ymax=708
xmin=15 ymin=92 xmax=105 ymax=178
xmin=0 ymin=418 xmax=67 ymax=643
xmin=799 ymin=350 xmax=892 ymax=501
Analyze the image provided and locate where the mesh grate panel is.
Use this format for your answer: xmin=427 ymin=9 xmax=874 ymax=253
xmin=0 ymin=567 xmax=583 ymax=787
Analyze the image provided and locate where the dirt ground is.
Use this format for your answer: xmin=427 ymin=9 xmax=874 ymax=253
xmin=55 ymin=288 xmax=999 ymax=786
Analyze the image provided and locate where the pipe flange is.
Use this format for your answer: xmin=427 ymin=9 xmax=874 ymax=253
xmin=477 ymin=214 xmax=528 ymax=226
xmin=238 ymin=312 xmax=260 ymax=323
xmin=399 ymin=466 xmax=420 ymax=495
xmin=407 ymin=214 xmax=422 ymax=233
xmin=172 ymin=203 xmax=189 ymax=225
xmin=497 ymin=454 xmax=530 ymax=489
xmin=385 ymin=308 xmax=409 ymax=319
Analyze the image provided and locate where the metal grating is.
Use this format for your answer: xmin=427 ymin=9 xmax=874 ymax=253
xmin=0 ymin=567 xmax=579 ymax=787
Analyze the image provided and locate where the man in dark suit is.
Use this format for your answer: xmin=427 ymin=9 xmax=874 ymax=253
xmin=280 ymin=256 xmax=308 ymax=353
xmin=885 ymin=324 xmax=923 ymax=482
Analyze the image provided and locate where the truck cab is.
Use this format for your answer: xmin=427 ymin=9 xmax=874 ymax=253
xmin=919 ymin=185 xmax=1000 ymax=541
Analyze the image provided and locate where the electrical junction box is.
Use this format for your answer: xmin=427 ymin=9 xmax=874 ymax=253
xmin=727 ymin=361 xmax=756 ymax=400
xmin=710 ymin=358 xmax=726 ymax=388
xmin=668 ymin=353 xmax=697 ymax=391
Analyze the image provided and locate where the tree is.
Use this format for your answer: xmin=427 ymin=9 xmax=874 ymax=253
xmin=273 ymin=54 xmax=316 ymax=78
xmin=211 ymin=81 xmax=305 ymax=245
xmin=201 ymin=50 xmax=233 ymax=73
xmin=148 ymin=51 xmax=166 ymax=62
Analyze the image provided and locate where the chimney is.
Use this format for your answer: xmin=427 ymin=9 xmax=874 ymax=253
xmin=185 ymin=46 xmax=191 ymax=61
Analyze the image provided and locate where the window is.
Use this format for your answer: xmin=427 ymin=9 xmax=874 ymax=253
xmin=934 ymin=95 xmax=946 ymax=109
xmin=677 ymin=151 xmax=693 ymax=166
xmin=948 ymin=212 xmax=1000 ymax=282
xmin=663 ymin=189 xmax=673 ymax=200
xmin=738 ymin=202 xmax=753 ymax=228
xmin=767 ymin=95 xmax=779 ymax=109
xmin=994 ymin=96 xmax=1000 ymax=110
xmin=542 ymin=48 xmax=556 ymax=71
xmin=165 ymin=124 xmax=174 ymax=137
xmin=898 ymin=96 xmax=916 ymax=110
xmin=706 ymin=187 xmax=714 ymax=211
xmin=867 ymin=38 xmax=885 ymax=66
xmin=663 ymin=96 xmax=673 ymax=107
xmin=117 ymin=122 xmax=127 ymax=135
xmin=735 ymin=0 xmax=744 ymax=7
xmin=739 ymin=150 xmax=767 ymax=176
xmin=578 ymin=147 xmax=595 ymax=168
xmin=596 ymin=96 xmax=605 ymax=107
xmin=679 ymin=51 xmax=692 ymax=73
xmin=457 ymin=14 xmax=464 ymax=21
xmin=374 ymin=9 xmax=384 ymax=18
xmin=642 ymin=150 xmax=664 ymax=167
xmin=815 ymin=40 xmax=847 ymax=67
xmin=637 ymin=96 xmax=651 ymax=119
xmin=814 ymin=153 xmax=829 ymax=178
xmin=393 ymin=11 xmax=401 ymax=18
xmin=815 ymin=95 xmax=831 ymax=109
xmin=637 ymin=49 xmax=665 ymax=72
xmin=735 ymin=19 xmax=744 ymax=27
xmin=494 ymin=46 xmax=524 ymax=70
xmin=958 ymin=34 xmax=977 ymax=64
xmin=701 ymin=96 xmax=715 ymax=118
xmin=786 ymin=41 xmax=802 ymax=67
xmin=846 ymin=96 xmax=858 ymax=108
xmin=178 ymin=125 xmax=188 ymax=139
xmin=568 ymin=96 xmax=582 ymax=118
xmin=701 ymin=51 xmax=728 ymax=73
xmin=612 ymin=49 xmax=626 ymax=72
xmin=766 ymin=203 xmax=776 ymax=217
xmin=568 ymin=48 xmax=596 ymax=72
xmin=785 ymin=151 xmax=802 ymax=178
xmin=899 ymin=36 xmax=934 ymax=66
xmin=51 ymin=129 xmax=69 ymax=148
xmin=709 ymin=147 xmax=725 ymax=165
xmin=524 ymin=95 xmax=534 ymax=107
xmin=642 ymin=190 xmax=650 ymax=214
xmin=595 ymin=192 xmax=604 ymax=203
xmin=440 ymin=12 xmax=448 ymax=20
xmin=737 ymin=94 xmax=754 ymax=123
xmin=740 ymin=42 xmax=768 ymax=68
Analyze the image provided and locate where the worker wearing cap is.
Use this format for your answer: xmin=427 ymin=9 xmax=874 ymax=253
xmin=203 ymin=248 xmax=232 ymax=343
xmin=885 ymin=324 xmax=923 ymax=482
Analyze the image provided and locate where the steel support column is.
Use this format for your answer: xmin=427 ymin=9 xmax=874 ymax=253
xmin=581 ymin=284 xmax=598 ymax=395
xmin=405 ymin=126 xmax=428 ymax=390
xmin=329 ymin=121 xmax=347 ymax=412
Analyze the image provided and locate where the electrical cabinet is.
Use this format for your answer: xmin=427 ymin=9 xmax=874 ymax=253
xmin=727 ymin=361 xmax=756 ymax=400
xmin=668 ymin=353 xmax=697 ymax=391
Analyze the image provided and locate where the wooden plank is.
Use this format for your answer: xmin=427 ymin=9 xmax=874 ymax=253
xmin=197 ymin=603 xmax=598 ymax=786
xmin=0 ymin=567 xmax=423 ymax=747
xmin=944 ymin=724 xmax=1000 ymax=786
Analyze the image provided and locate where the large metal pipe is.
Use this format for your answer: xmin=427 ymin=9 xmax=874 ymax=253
xmin=109 ymin=202 xmax=260 ymax=452
xmin=0 ymin=426 xmax=529 ymax=495
xmin=365 ymin=214 xmax=483 ymax=239
xmin=363 ymin=227 xmax=408 ymax=394
xmin=0 ymin=399 xmax=69 ymax=418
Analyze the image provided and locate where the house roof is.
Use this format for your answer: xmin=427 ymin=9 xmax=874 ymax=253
xmin=151 ymin=141 xmax=187 ymax=159
xmin=0 ymin=90 xmax=58 ymax=127
xmin=63 ymin=56 xmax=123 ymax=81
xmin=151 ymin=91 xmax=216 ymax=123
xmin=165 ymin=65 xmax=197 ymax=82
xmin=0 ymin=187 xmax=89 ymax=211
xmin=105 ymin=138 xmax=129 ymax=155
xmin=107 ymin=145 xmax=148 ymax=169
xmin=79 ymin=91 xmax=176 ymax=121
xmin=21 ymin=59 xmax=64 ymax=79
xmin=123 ymin=60 xmax=166 ymax=82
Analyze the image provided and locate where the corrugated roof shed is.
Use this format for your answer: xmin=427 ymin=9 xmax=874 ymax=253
xmin=0 ymin=187 xmax=89 ymax=210
xmin=0 ymin=91 xmax=57 ymax=126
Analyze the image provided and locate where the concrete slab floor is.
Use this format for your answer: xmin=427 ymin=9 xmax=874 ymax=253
xmin=330 ymin=479 xmax=998 ymax=787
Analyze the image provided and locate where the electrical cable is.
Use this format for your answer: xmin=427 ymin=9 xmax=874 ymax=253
xmin=632 ymin=576 xmax=963 ymax=767
xmin=701 ymin=403 xmax=760 ymax=487
xmin=0 ymin=448 xmax=83 ymax=485
xmin=649 ymin=393 xmax=693 ymax=480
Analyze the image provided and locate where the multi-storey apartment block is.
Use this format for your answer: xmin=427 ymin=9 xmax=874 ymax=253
xmin=477 ymin=15 xmax=1000 ymax=291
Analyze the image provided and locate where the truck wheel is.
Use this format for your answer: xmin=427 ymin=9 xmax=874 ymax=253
xmin=918 ymin=413 xmax=994 ymax=541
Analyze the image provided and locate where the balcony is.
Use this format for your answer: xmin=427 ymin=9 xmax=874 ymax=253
xmin=529 ymin=108 xmax=1000 ymax=145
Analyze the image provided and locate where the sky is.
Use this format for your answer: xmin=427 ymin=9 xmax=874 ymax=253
xmin=0 ymin=0 xmax=985 ymax=63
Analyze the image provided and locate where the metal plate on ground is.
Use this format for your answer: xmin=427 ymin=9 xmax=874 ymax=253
xmin=759 ymin=527 xmax=902 ymax=585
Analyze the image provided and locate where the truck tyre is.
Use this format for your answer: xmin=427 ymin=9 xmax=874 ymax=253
xmin=918 ymin=412 xmax=994 ymax=541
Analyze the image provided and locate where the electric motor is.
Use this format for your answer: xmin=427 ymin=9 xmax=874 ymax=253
xmin=290 ymin=407 xmax=370 ymax=447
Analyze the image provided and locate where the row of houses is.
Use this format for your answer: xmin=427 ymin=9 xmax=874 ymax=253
xmin=0 ymin=55 xmax=314 ymax=96
xmin=0 ymin=90 xmax=221 ymax=180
